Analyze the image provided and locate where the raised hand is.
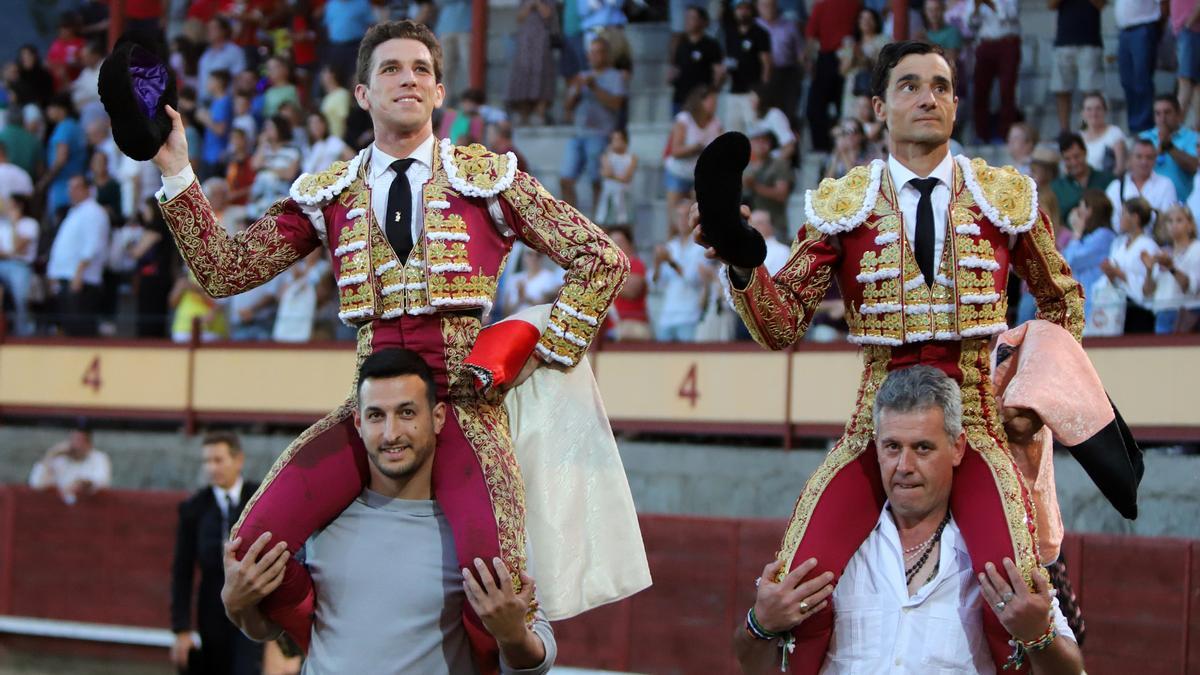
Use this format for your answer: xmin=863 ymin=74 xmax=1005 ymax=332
xmin=152 ymin=105 xmax=191 ymax=177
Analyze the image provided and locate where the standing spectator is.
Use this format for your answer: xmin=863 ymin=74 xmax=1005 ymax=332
xmin=747 ymin=84 xmax=798 ymax=162
xmin=1052 ymin=132 xmax=1115 ymax=223
xmin=743 ymin=128 xmax=794 ymax=239
xmin=606 ymin=226 xmax=650 ymax=341
xmin=224 ymin=128 xmax=256 ymax=205
xmin=0 ymin=142 xmax=33 ymax=201
xmin=131 ymin=198 xmax=176 ymax=338
xmin=28 ymin=420 xmax=111 ymax=505
xmin=806 ymin=0 xmax=862 ymax=152
xmin=273 ymin=251 xmax=325 ymax=342
xmin=503 ymin=248 xmax=564 ymax=315
xmin=170 ymin=268 xmax=228 ymax=342
xmin=197 ymin=19 xmax=246 ymax=106
xmin=1101 ymin=196 xmax=1161 ymax=333
xmin=596 ymin=128 xmax=637 ymax=227
xmin=723 ymin=0 xmax=773 ymax=135
xmin=506 ymin=0 xmax=558 ymax=126
xmin=39 ymin=95 xmax=87 ymax=220
xmin=750 ymin=208 xmax=792 ymax=274
xmin=261 ymin=56 xmax=300 ymax=119
xmin=1105 ymin=138 xmax=1178 ymax=230
xmin=169 ymin=431 xmax=262 ymax=675
xmin=319 ymin=66 xmax=353 ymax=140
xmin=70 ymin=42 xmax=104 ymax=125
xmin=436 ymin=0 xmax=474 ymax=104
xmin=581 ymin=0 xmax=632 ymax=72
xmin=90 ymin=152 xmax=122 ymax=227
xmin=13 ymin=45 xmax=54 ymax=108
xmin=1005 ymin=122 xmax=1037 ymax=176
xmin=1063 ymin=189 xmax=1117 ymax=323
xmin=0 ymin=194 xmax=37 ymax=335
xmin=1081 ymin=92 xmax=1128 ymax=176
xmin=231 ymin=92 xmax=257 ymax=143
xmin=560 ymin=37 xmax=627 ymax=210
xmin=227 ymin=270 xmax=280 ymax=341
xmin=652 ymin=200 xmax=709 ymax=342
xmin=559 ymin=0 xmax=588 ymax=82
xmin=921 ymin=0 xmax=964 ymax=66
xmin=46 ymin=13 xmax=86 ymax=92
xmin=198 ymin=69 xmax=234 ymax=180
xmin=323 ymin=0 xmax=375 ymax=84
xmin=1140 ymin=95 xmax=1200 ymax=201
xmin=838 ymin=8 xmax=887 ymax=117
xmin=0 ymin=107 xmax=41 ymax=178
xmin=669 ymin=7 xmax=725 ymax=115
xmin=754 ymin=0 xmax=804 ymax=128
xmin=1143 ymin=203 xmax=1200 ymax=332
xmin=485 ymin=120 xmax=531 ymax=175
xmin=970 ymin=0 xmax=1022 ymax=143
xmin=664 ymin=85 xmax=723 ymax=215
xmin=46 ymin=175 xmax=109 ymax=336
xmin=302 ymin=112 xmax=353 ymax=176
xmin=1115 ymin=0 xmax=1163 ymax=133
xmin=1175 ymin=0 xmax=1200 ymax=124
xmin=248 ymin=115 xmax=301 ymax=214
xmin=1050 ymin=0 xmax=1105 ymax=134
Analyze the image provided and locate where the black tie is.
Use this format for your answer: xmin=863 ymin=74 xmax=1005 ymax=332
xmin=221 ymin=493 xmax=237 ymax=539
xmin=910 ymin=177 xmax=939 ymax=287
xmin=386 ymin=158 xmax=417 ymax=262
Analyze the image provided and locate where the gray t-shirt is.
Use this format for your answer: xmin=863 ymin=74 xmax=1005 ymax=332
xmin=301 ymin=489 xmax=555 ymax=675
xmin=575 ymin=67 xmax=626 ymax=137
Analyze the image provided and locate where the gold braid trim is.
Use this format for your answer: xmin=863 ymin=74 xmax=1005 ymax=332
xmin=1014 ymin=211 xmax=1086 ymax=341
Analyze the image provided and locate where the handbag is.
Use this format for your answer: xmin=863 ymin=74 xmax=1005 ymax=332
xmin=694 ymin=280 xmax=736 ymax=342
xmin=1085 ymin=276 xmax=1126 ymax=337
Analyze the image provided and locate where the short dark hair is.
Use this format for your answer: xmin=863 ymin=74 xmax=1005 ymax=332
xmin=1132 ymin=137 xmax=1158 ymax=152
xmin=209 ymin=68 xmax=231 ymax=89
xmin=357 ymin=348 xmax=438 ymax=407
xmin=1122 ymin=196 xmax=1155 ymax=229
xmin=1154 ymin=94 xmax=1182 ymax=112
xmin=356 ymin=20 xmax=443 ymax=86
xmin=687 ymin=5 xmax=709 ymax=23
xmin=1057 ymin=131 xmax=1086 ymax=154
xmin=870 ymin=40 xmax=955 ymax=101
xmin=202 ymin=430 xmax=243 ymax=455
xmin=268 ymin=114 xmax=293 ymax=142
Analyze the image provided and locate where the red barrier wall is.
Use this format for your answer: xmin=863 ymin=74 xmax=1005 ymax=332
xmin=0 ymin=486 xmax=1195 ymax=673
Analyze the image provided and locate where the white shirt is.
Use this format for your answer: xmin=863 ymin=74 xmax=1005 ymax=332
xmin=763 ymin=235 xmax=791 ymax=275
xmin=213 ymin=476 xmax=244 ymax=522
xmin=47 ymin=198 xmax=110 ymax=285
xmin=0 ymin=216 xmax=38 ymax=264
xmin=368 ymin=135 xmax=435 ymax=244
xmin=655 ymin=236 xmax=710 ymax=327
xmin=1084 ymin=125 xmax=1127 ymax=172
xmin=821 ymin=506 xmax=1074 ymax=674
xmin=1105 ymin=172 xmax=1178 ymax=229
xmin=303 ymin=135 xmax=352 ymax=176
xmin=969 ymin=0 xmax=1021 ymax=40
xmin=1150 ymin=239 xmax=1200 ymax=310
xmin=0 ymin=162 xmax=33 ymax=200
xmin=888 ymin=152 xmax=955 ymax=272
xmin=1115 ymin=0 xmax=1162 ymax=28
xmin=29 ymin=448 xmax=113 ymax=499
xmin=1110 ymin=232 xmax=1160 ymax=307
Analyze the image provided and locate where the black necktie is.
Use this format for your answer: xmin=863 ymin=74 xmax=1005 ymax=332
xmin=221 ymin=493 xmax=236 ymax=539
xmin=910 ymin=177 xmax=939 ymax=287
xmin=386 ymin=158 xmax=416 ymax=262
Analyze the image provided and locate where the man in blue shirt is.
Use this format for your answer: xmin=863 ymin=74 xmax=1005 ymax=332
xmin=1139 ymin=94 xmax=1199 ymax=201
xmin=435 ymin=0 xmax=473 ymax=103
xmin=324 ymin=0 xmax=375 ymax=83
xmin=199 ymin=70 xmax=234 ymax=180
xmin=39 ymin=95 xmax=86 ymax=220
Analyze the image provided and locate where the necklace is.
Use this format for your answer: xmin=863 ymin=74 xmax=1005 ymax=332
xmin=903 ymin=513 xmax=951 ymax=585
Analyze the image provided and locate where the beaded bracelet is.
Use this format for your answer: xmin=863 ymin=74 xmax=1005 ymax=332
xmin=745 ymin=608 xmax=785 ymax=641
xmin=1003 ymin=623 xmax=1057 ymax=670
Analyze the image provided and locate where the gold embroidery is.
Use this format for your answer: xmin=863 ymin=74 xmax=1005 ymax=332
xmin=292 ymin=158 xmax=354 ymax=201
xmin=811 ymin=164 xmax=873 ymax=224
xmin=731 ymin=225 xmax=834 ymax=350
xmin=970 ymin=158 xmax=1036 ymax=228
xmin=1014 ymin=212 xmax=1086 ymax=341
xmin=450 ymin=143 xmax=513 ymax=192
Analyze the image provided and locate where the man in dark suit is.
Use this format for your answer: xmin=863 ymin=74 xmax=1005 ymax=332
xmin=170 ymin=431 xmax=262 ymax=674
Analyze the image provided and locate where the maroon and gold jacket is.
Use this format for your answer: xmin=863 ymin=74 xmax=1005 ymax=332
xmin=160 ymin=139 xmax=629 ymax=367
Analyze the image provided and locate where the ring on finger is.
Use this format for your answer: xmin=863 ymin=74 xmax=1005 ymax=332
xmin=798 ymin=601 xmax=810 ymax=613
xmin=1001 ymin=592 xmax=1015 ymax=603
xmin=994 ymin=601 xmax=1006 ymax=612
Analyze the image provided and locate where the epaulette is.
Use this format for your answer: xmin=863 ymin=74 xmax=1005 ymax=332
xmin=440 ymin=138 xmax=518 ymax=198
xmin=289 ymin=147 xmax=367 ymax=206
xmin=955 ymin=155 xmax=1038 ymax=234
xmin=804 ymin=160 xmax=884 ymax=235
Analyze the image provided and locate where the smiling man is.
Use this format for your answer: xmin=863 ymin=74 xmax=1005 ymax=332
xmin=701 ymin=40 xmax=1086 ymax=673
xmin=150 ymin=19 xmax=627 ymax=673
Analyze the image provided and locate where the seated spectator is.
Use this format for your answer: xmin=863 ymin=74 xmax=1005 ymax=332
xmin=722 ymin=0 xmax=773 ymax=135
xmin=1030 ymin=146 xmax=1065 ymax=236
xmin=224 ymin=128 xmax=256 ymax=206
xmin=39 ymin=95 xmax=87 ymax=220
xmin=1100 ymin=197 xmax=1161 ymax=334
xmin=0 ymin=106 xmax=41 ymax=179
xmin=665 ymin=84 xmax=722 ymax=215
xmin=750 ymin=208 xmax=791 ymax=275
xmin=1080 ymin=92 xmax=1127 ymax=177
xmin=744 ymin=129 xmax=794 ymax=240
xmin=262 ymin=56 xmax=301 ymax=119
xmin=47 ymin=175 xmax=109 ymax=337
xmin=1005 ymin=122 xmax=1037 ymax=176
xmin=1105 ymin=138 xmax=1178 ymax=234
xmin=669 ymin=7 xmax=724 ymax=115
xmin=170 ymin=267 xmax=228 ymax=342
xmin=1052 ymin=132 xmax=1115 ymax=224
xmin=197 ymin=18 xmax=246 ymax=105
xmin=504 ymin=248 xmax=565 ymax=315
xmin=319 ymin=66 xmax=352 ymax=141
xmin=837 ymin=8 xmax=886 ymax=117
xmin=302 ymin=111 xmax=353 ymax=176
xmin=198 ymin=68 xmax=234 ymax=180
xmin=606 ymin=226 xmax=650 ymax=341
xmin=90 ymin=152 xmax=122 ymax=227
xmin=249 ymin=115 xmax=301 ymax=214
xmin=70 ymin=42 xmax=104 ymax=126
xmin=560 ymin=36 xmax=627 ymax=210
xmin=0 ymin=194 xmax=37 ymax=335
xmin=596 ymin=128 xmax=638 ymax=228
xmin=1063 ymin=188 xmax=1117 ymax=324
xmin=652 ymin=200 xmax=709 ymax=342
xmin=1140 ymin=95 xmax=1200 ymax=202
xmin=506 ymin=0 xmax=558 ymax=126
xmin=28 ymin=419 xmax=111 ymax=505
xmin=13 ymin=45 xmax=54 ymax=108
xmin=273 ymin=249 xmax=327 ymax=343
xmin=0 ymin=142 xmax=33 ymax=201
xmin=755 ymin=0 xmax=805 ymax=128
xmin=1143 ymin=204 xmax=1200 ymax=333
xmin=484 ymin=120 xmax=530 ymax=175
xmin=920 ymin=0 xmax=963 ymax=66
xmin=746 ymin=84 xmax=798 ymax=163
xmin=1050 ymin=0 xmax=1104 ymax=133
xmin=231 ymin=92 xmax=257 ymax=143
xmin=132 ymin=199 xmax=175 ymax=339
xmin=823 ymin=117 xmax=875 ymax=179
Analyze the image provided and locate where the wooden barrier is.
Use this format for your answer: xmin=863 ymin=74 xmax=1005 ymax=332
xmin=0 ymin=486 xmax=1195 ymax=673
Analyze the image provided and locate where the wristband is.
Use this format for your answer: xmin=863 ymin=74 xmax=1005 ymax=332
xmin=1003 ymin=622 xmax=1056 ymax=670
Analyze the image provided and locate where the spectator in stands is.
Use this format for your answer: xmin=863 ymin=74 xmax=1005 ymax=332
xmin=665 ymin=84 xmax=722 ymax=216
xmin=0 ymin=194 xmax=37 ymax=336
xmin=560 ymin=36 xmax=626 ymax=210
xmin=582 ymin=0 xmax=632 ymax=72
xmin=197 ymin=19 xmax=246 ymax=106
xmin=171 ymin=267 xmax=228 ymax=342
xmin=0 ymin=106 xmax=41 ymax=179
xmin=225 ymin=128 xmax=256 ymax=206
xmin=1116 ymin=0 xmax=1163 ymax=133
xmin=559 ymin=0 xmax=588 ymax=82
xmin=1052 ymin=132 xmax=1115 ymax=224
xmin=744 ymin=129 xmax=794 ymax=240
xmin=438 ymin=88 xmax=489 ymax=145
xmin=28 ymin=419 xmax=111 ymax=505
xmin=506 ymin=0 xmax=558 ymax=127
xmin=1005 ymin=121 xmax=1037 ymax=177
xmin=806 ymin=0 xmax=861 ymax=153
xmin=1063 ymin=189 xmax=1116 ymax=327
xmin=485 ymin=120 xmax=530 ymax=176
xmin=198 ymin=69 xmax=233 ymax=180
xmin=1081 ymin=93 xmax=1128 ymax=177
xmin=273 ymin=250 xmax=326 ymax=342
xmin=436 ymin=0 xmax=474 ymax=104
xmin=1101 ymin=196 xmax=1161 ymax=333
xmin=1143 ymin=203 xmax=1200 ymax=332
xmin=319 ymin=66 xmax=352 ymax=141
xmin=228 ymin=264 xmax=280 ymax=342
xmin=0 ymin=142 xmax=33 ymax=201
xmin=606 ymin=226 xmax=650 ymax=341
xmin=669 ymin=7 xmax=725 ymax=116
xmin=1175 ymin=0 xmax=1200 ymax=125
xmin=204 ymin=177 xmax=246 ymax=235
xmin=747 ymin=84 xmax=798 ymax=163
xmin=1141 ymin=95 xmax=1200 ymax=201
xmin=920 ymin=0 xmax=963 ymax=66
xmin=231 ymin=92 xmax=257 ymax=143
xmin=823 ymin=117 xmax=874 ymax=179
xmin=131 ymin=198 xmax=175 ymax=338
xmin=39 ymin=95 xmax=87 ymax=220
xmin=751 ymin=208 xmax=792 ymax=274
xmin=652 ymin=200 xmax=709 ymax=342
xmin=1031 ymin=146 xmax=1065 ymax=234
xmin=70 ymin=42 xmax=104 ymax=125
xmin=46 ymin=13 xmax=85 ymax=92
xmin=596 ymin=128 xmax=637 ymax=228
xmin=1106 ymin=138 xmax=1178 ymax=231
xmin=13 ymin=45 xmax=54 ymax=109
xmin=970 ymin=0 xmax=1021 ymax=143
xmin=504 ymin=248 xmax=565 ymax=315
xmin=124 ymin=0 xmax=164 ymax=35
xmin=262 ymin=56 xmax=300 ymax=119
xmin=91 ymin=152 xmax=121 ymax=227
xmin=302 ymin=112 xmax=353 ymax=177
xmin=721 ymin=1 xmax=773 ymax=135
xmin=249 ymin=115 xmax=301 ymax=214
xmin=838 ymin=8 xmax=886 ymax=118
xmin=1050 ymin=0 xmax=1104 ymax=134
xmin=323 ymin=0 xmax=375 ymax=85
xmin=754 ymin=0 xmax=804 ymax=128
xmin=47 ymin=175 xmax=109 ymax=337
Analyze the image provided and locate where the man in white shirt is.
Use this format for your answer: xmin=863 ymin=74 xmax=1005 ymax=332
xmin=736 ymin=366 xmax=1084 ymax=674
xmin=1106 ymin=138 xmax=1178 ymax=229
xmin=1115 ymin=0 xmax=1164 ymax=133
xmin=28 ymin=419 xmax=112 ymax=505
xmin=46 ymin=175 xmax=109 ymax=336
xmin=749 ymin=209 xmax=790 ymax=276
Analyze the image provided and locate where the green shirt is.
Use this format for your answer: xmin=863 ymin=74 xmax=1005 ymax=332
xmin=0 ymin=123 xmax=40 ymax=177
xmin=1051 ymin=167 xmax=1114 ymax=223
xmin=263 ymin=84 xmax=300 ymax=119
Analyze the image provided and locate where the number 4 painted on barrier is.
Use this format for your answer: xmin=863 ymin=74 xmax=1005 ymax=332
xmin=81 ymin=356 xmax=102 ymax=392
xmin=678 ymin=363 xmax=699 ymax=408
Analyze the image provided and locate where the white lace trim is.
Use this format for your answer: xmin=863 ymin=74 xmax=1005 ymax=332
xmin=548 ymin=321 xmax=588 ymax=347
xmin=535 ymin=342 xmax=576 ymax=367
xmin=960 ymin=292 xmax=1001 ymax=304
xmin=856 ymin=267 xmax=901 ymax=283
xmin=428 ymin=200 xmax=451 ymax=210
xmin=374 ymin=260 xmax=398 ymax=277
xmin=346 ymin=207 xmax=366 ymax=220
xmin=904 ymin=304 xmax=931 ymax=314
xmin=290 ymin=148 xmax=367 ymax=206
xmin=338 ymin=306 xmax=373 ymax=323
xmin=955 ymin=223 xmax=981 ymax=236
xmin=935 ymin=273 xmax=956 ymax=287
xmin=381 ymin=283 xmax=404 ymax=296
xmin=555 ymin=300 xmax=599 ymax=326
xmin=859 ymin=302 xmax=902 ymax=315
xmin=961 ymin=322 xmax=1009 ymax=337
xmin=429 ymin=263 xmax=472 ymax=273
xmin=903 ymin=276 xmax=926 ymax=292
xmin=934 ymin=330 xmax=958 ymax=340
xmin=407 ymin=305 xmax=436 ymax=316
xmin=959 ymin=256 xmax=1001 ymax=271
xmin=905 ymin=331 xmax=934 ymax=342
xmin=336 ymin=273 xmax=368 ymax=287
xmin=333 ymin=240 xmax=366 ymax=257
xmin=875 ymin=231 xmax=899 ymax=246
xmin=955 ymin=155 xmax=1038 ymax=234
xmin=931 ymin=303 xmax=955 ymax=313
xmin=848 ymin=334 xmax=904 ymax=346
xmin=440 ymin=138 xmax=518 ymax=197
xmin=380 ymin=307 xmax=405 ymax=319
xmin=427 ymin=231 xmax=470 ymax=242
xmin=807 ymin=160 xmax=884 ymax=235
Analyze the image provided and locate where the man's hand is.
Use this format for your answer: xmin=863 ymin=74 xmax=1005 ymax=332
xmin=753 ymin=558 xmax=836 ymax=634
xmin=153 ymin=105 xmax=191 ymax=177
xmin=508 ymin=354 xmax=543 ymax=390
xmin=170 ymin=632 xmax=195 ymax=668
xmin=70 ymin=273 xmax=83 ymax=294
xmin=690 ymin=202 xmax=754 ymax=265
xmin=220 ymin=533 xmax=289 ymax=617
xmin=980 ymin=558 xmax=1055 ymax=643
xmin=463 ymin=557 xmax=537 ymax=647
xmin=1002 ymin=407 xmax=1044 ymax=446
xmin=1099 ymin=258 xmax=1119 ymax=279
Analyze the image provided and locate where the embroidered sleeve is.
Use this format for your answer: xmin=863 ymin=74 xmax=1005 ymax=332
xmin=159 ymin=178 xmax=321 ymax=298
xmin=727 ymin=224 xmax=841 ymax=350
xmin=1011 ymin=208 xmax=1085 ymax=341
xmin=498 ymin=170 xmax=629 ymax=367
